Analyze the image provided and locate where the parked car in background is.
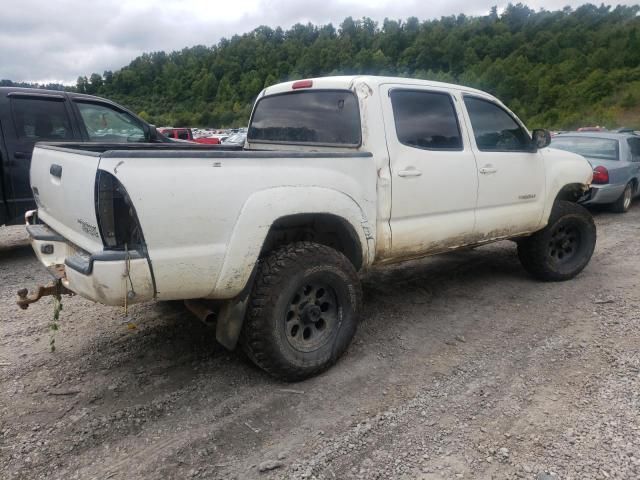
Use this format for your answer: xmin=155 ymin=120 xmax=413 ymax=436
xmin=577 ymin=126 xmax=607 ymax=132
xmin=194 ymin=136 xmax=221 ymax=145
xmin=159 ymin=127 xmax=221 ymax=144
xmin=550 ymin=132 xmax=640 ymax=212
xmin=0 ymin=87 xmax=169 ymax=226
xmin=158 ymin=127 xmax=193 ymax=141
xmin=221 ymin=132 xmax=246 ymax=146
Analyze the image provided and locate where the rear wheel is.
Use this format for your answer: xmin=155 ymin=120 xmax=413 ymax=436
xmin=518 ymin=201 xmax=596 ymax=281
xmin=611 ymin=183 xmax=633 ymax=213
xmin=240 ymin=242 xmax=362 ymax=381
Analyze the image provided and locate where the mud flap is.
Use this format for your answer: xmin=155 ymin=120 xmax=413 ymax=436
xmin=214 ymin=266 xmax=257 ymax=350
xmin=215 ymin=295 xmax=249 ymax=350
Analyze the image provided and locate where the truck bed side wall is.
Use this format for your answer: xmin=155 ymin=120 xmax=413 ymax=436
xmin=98 ymin=153 xmax=378 ymax=300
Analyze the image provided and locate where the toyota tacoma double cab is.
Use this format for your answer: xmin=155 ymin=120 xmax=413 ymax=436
xmin=20 ymin=76 xmax=596 ymax=380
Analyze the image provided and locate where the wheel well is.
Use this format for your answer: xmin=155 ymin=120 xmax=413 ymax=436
xmin=260 ymin=214 xmax=364 ymax=270
xmin=555 ymin=183 xmax=586 ymax=203
xmin=630 ymin=178 xmax=638 ymax=193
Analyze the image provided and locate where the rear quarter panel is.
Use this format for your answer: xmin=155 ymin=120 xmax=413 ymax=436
xmin=98 ymin=153 xmax=377 ymax=300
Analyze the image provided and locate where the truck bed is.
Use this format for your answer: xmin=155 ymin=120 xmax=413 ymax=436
xmin=29 ymin=142 xmax=378 ymax=304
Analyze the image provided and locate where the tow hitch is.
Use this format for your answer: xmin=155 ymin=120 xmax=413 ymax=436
xmin=17 ymin=280 xmax=74 ymax=310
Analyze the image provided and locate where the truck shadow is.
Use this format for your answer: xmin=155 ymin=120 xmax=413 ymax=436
xmin=25 ymin=240 xmax=553 ymax=466
xmin=0 ymin=244 xmax=33 ymax=259
xmin=71 ymin=241 xmax=527 ymax=400
xmin=362 ymin=241 xmax=522 ymax=305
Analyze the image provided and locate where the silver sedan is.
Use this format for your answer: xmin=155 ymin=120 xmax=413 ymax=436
xmin=550 ymin=132 xmax=640 ymax=212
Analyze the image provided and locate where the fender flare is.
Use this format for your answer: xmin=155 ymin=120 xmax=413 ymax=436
xmin=538 ymin=149 xmax=593 ymax=228
xmin=541 ymin=180 xmax=590 ymax=227
xmin=207 ymin=185 xmax=374 ymax=299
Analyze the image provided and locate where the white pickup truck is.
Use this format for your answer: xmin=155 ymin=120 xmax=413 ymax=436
xmin=21 ymin=76 xmax=596 ymax=380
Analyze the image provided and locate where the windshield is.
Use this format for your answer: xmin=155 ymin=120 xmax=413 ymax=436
xmin=248 ymin=90 xmax=361 ymax=146
xmin=550 ymin=136 xmax=619 ymax=161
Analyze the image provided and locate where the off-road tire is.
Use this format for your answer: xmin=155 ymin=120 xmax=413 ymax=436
xmin=240 ymin=242 xmax=362 ymax=381
xmin=517 ymin=200 xmax=596 ymax=281
xmin=611 ymin=183 xmax=633 ymax=213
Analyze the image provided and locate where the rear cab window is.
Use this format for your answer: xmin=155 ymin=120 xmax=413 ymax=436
xmin=248 ymin=90 xmax=361 ymax=147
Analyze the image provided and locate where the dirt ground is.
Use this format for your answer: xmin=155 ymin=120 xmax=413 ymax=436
xmin=1 ymin=206 xmax=639 ymax=480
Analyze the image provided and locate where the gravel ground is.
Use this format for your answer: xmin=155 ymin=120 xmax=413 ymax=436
xmin=0 ymin=225 xmax=29 ymax=251
xmin=1 ymin=205 xmax=639 ymax=480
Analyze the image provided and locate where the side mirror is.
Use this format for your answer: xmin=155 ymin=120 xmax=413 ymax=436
xmin=531 ymin=128 xmax=551 ymax=150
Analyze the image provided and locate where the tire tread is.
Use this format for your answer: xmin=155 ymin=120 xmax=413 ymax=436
xmin=240 ymin=241 xmax=361 ymax=381
xmin=518 ymin=200 xmax=596 ymax=281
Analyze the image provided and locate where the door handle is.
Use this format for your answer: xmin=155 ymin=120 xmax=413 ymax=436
xmin=479 ymin=165 xmax=497 ymax=174
xmin=398 ymin=168 xmax=422 ymax=177
xmin=14 ymin=151 xmax=31 ymax=160
xmin=50 ymin=164 xmax=62 ymax=178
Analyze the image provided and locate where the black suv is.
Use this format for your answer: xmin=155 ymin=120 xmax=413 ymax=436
xmin=0 ymin=88 xmax=167 ymax=225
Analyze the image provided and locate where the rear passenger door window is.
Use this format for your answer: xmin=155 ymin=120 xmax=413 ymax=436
xmin=11 ymin=97 xmax=74 ymax=141
xmin=390 ymin=90 xmax=462 ymax=150
xmin=463 ymin=96 xmax=530 ymax=151
xmin=5 ymin=95 xmax=79 ymax=220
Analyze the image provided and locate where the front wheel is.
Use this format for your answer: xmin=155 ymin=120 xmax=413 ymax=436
xmin=240 ymin=242 xmax=362 ymax=381
xmin=517 ymin=201 xmax=596 ymax=281
xmin=611 ymin=183 xmax=633 ymax=213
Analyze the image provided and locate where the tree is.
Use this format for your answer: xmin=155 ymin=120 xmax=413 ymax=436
xmin=56 ymin=5 xmax=640 ymax=129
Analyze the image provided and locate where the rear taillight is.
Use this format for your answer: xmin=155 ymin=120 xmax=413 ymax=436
xmin=95 ymin=171 xmax=145 ymax=251
xmin=592 ymin=166 xmax=609 ymax=184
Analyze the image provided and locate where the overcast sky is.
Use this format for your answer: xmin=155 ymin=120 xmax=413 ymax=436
xmin=2 ymin=0 xmax=637 ymax=84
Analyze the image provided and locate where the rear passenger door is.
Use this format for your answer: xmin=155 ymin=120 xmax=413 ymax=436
xmin=461 ymin=95 xmax=546 ymax=239
xmin=381 ymin=85 xmax=480 ymax=257
xmin=0 ymin=93 xmax=80 ymax=222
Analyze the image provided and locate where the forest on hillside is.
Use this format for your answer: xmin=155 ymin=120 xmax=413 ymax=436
xmin=4 ymin=3 xmax=640 ymax=129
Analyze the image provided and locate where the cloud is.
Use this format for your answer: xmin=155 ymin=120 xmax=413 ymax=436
xmin=1 ymin=0 xmax=636 ymax=84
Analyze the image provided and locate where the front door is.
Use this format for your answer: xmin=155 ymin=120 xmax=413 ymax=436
xmin=381 ymin=85 xmax=480 ymax=259
xmin=460 ymin=95 xmax=546 ymax=240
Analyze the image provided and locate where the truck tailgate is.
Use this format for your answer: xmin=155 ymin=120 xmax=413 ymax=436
xmin=30 ymin=145 xmax=103 ymax=253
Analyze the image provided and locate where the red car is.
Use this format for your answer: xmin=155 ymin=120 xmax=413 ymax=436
xmin=159 ymin=128 xmax=220 ymax=144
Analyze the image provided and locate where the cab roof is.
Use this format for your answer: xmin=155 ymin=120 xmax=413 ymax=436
xmin=262 ymin=75 xmax=494 ymax=100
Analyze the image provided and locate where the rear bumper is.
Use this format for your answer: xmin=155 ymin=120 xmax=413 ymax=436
xmin=27 ymin=217 xmax=155 ymax=306
xmin=582 ymin=183 xmax=626 ymax=205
